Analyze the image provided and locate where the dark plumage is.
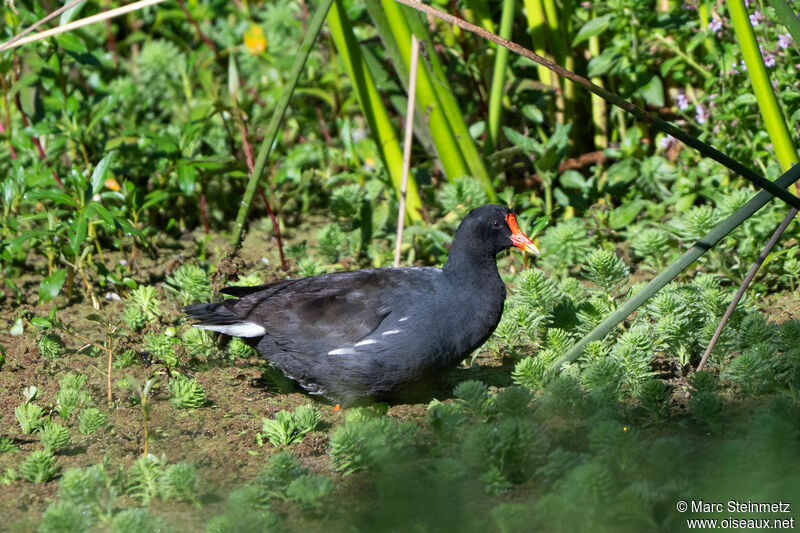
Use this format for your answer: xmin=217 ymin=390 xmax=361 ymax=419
xmin=185 ymin=204 xmax=538 ymax=405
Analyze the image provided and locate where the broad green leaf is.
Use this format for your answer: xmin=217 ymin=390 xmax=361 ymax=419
xmin=636 ymin=76 xmax=664 ymax=108
xmin=177 ymin=165 xmax=198 ymax=196
xmin=528 ymin=216 xmax=549 ymax=238
xmin=39 ymin=269 xmax=67 ymax=303
xmin=502 ymin=127 xmax=539 ymax=153
xmin=90 ymin=151 xmax=116 ymax=196
xmin=572 ymin=15 xmax=612 ymax=46
xmin=59 ymin=0 xmax=86 ymax=25
xmin=31 ymin=317 xmax=53 ymax=328
xmin=609 ymin=200 xmax=646 ymax=229
xmin=27 ymin=190 xmax=77 ymax=207
xmin=587 ymin=50 xmax=620 ymax=77
xmin=521 ymin=105 xmax=544 ymax=124
xmin=560 ymin=170 xmax=588 ymax=190
xmin=733 ymin=93 xmax=757 ymax=106
xmin=55 ymin=33 xmax=86 ymax=53
xmin=69 ymin=214 xmax=88 ymax=256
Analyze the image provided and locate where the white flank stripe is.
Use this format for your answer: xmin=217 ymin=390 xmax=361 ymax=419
xmin=382 ymin=329 xmax=401 ymax=336
xmin=355 ymin=339 xmax=378 ymax=347
xmin=328 ymin=348 xmax=356 ymax=356
xmin=195 ymin=322 xmax=266 ymax=337
xmin=398 ymin=316 xmax=410 ymax=322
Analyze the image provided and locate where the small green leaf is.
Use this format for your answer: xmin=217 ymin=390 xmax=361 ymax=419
xmin=39 ymin=269 xmax=67 ymax=303
xmin=572 ymin=15 xmax=612 ymax=46
xmin=69 ymin=214 xmax=88 ymax=256
xmin=27 ymin=190 xmax=77 ymax=207
xmin=587 ymin=50 xmax=620 ymax=78
xmin=90 ymin=152 xmax=116 ymax=196
xmin=521 ymin=105 xmax=544 ymax=124
xmin=609 ymin=200 xmax=646 ymax=229
xmin=55 ymin=33 xmax=86 ymax=53
xmin=560 ymin=170 xmax=588 ymax=190
xmin=59 ymin=0 xmax=87 ymax=25
xmin=31 ymin=317 xmax=53 ymax=328
xmin=528 ymin=216 xmax=550 ymax=238
xmin=86 ymin=314 xmax=108 ymax=326
xmin=636 ymin=76 xmax=664 ymax=108
xmin=502 ymin=127 xmax=538 ymax=152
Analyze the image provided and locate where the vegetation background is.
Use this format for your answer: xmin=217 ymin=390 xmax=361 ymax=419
xmin=1 ymin=0 xmax=800 ymax=530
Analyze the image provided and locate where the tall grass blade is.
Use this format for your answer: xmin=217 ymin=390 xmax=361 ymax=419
xmin=727 ymin=0 xmax=799 ymax=170
xmin=231 ymin=0 xmax=336 ymax=249
xmin=328 ymin=0 xmax=424 ymax=223
xmin=485 ymin=0 xmax=515 ymax=156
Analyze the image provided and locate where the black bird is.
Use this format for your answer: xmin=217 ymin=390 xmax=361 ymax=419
xmin=185 ymin=204 xmax=538 ymax=405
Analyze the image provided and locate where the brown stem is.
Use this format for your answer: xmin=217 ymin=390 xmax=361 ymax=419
xmin=0 ymin=120 xmax=17 ymax=159
xmin=142 ymin=402 xmax=149 ymax=457
xmin=315 ymin=105 xmax=333 ymax=145
xmin=696 ymin=207 xmax=798 ymax=372
xmin=12 ymin=58 xmax=63 ymax=187
xmin=257 ymin=186 xmax=287 ymax=271
xmin=200 ymin=192 xmax=209 ymax=234
xmin=176 ymin=0 xmax=217 ymax=53
xmin=107 ymin=333 xmax=113 ymax=406
xmin=237 ymin=115 xmax=287 ymax=270
xmin=105 ymin=0 xmax=117 ymax=64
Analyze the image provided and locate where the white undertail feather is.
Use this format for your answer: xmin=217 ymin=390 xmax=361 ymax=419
xmin=195 ymin=322 xmax=266 ymax=337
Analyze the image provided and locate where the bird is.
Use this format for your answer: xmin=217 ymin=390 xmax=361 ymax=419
xmin=184 ymin=204 xmax=539 ymax=405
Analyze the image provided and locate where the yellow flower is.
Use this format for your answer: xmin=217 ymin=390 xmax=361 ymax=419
xmin=244 ymin=24 xmax=267 ymax=55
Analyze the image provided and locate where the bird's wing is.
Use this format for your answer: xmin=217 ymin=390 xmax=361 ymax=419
xmin=222 ymin=270 xmax=406 ymax=351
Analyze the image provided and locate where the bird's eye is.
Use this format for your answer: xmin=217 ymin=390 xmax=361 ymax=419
xmin=492 ymin=219 xmax=503 ymax=229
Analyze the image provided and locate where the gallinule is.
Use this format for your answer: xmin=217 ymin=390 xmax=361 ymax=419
xmin=185 ymin=204 xmax=538 ymax=404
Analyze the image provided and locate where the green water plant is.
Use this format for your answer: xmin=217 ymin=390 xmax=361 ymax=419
xmin=122 ymin=285 xmax=162 ymax=331
xmin=39 ymin=422 xmax=71 ymax=454
xmin=164 ymin=265 xmax=213 ymax=305
xmin=168 ymin=374 xmax=208 ymax=409
xmin=329 ymin=412 xmax=418 ymax=475
xmin=15 ymin=401 xmax=45 ymax=434
xmin=38 ymin=333 xmax=64 ymax=360
xmin=260 ymin=404 xmax=321 ymax=447
xmin=20 ymin=450 xmax=59 ymax=483
xmin=78 ymin=408 xmax=108 ymax=436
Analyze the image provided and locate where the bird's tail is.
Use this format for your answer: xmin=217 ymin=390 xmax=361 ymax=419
xmin=184 ymin=303 xmax=266 ymax=338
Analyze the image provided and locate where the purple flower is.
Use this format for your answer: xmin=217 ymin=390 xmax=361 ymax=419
xmin=740 ymin=59 xmax=748 ymax=71
xmin=778 ymin=33 xmax=792 ymax=50
xmin=676 ymin=93 xmax=689 ymax=111
xmin=696 ymin=104 xmax=708 ymax=124
xmin=708 ymin=19 xmax=722 ymax=32
xmin=659 ymin=135 xmax=675 ymax=149
xmin=749 ymin=10 xmax=762 ymax=25
xmin=764 ymin=53 xmax=776 ymax=67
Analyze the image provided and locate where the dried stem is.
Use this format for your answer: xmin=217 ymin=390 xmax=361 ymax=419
xmin=394 ymin=35 xmax=420 ymax=267
xmin=0 ymin=0 xmax=85 ymax=52
xmin=106 ymin=332 xmax=113 ymax=406
xmin=239 ymin=115 xmax=287 ymax=270
xmin=696 ymin=207 xmax=798 ymax=372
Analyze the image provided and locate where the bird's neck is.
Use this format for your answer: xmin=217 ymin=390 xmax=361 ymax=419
xmin=442 ymin=247 xmax=502 ymax=286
